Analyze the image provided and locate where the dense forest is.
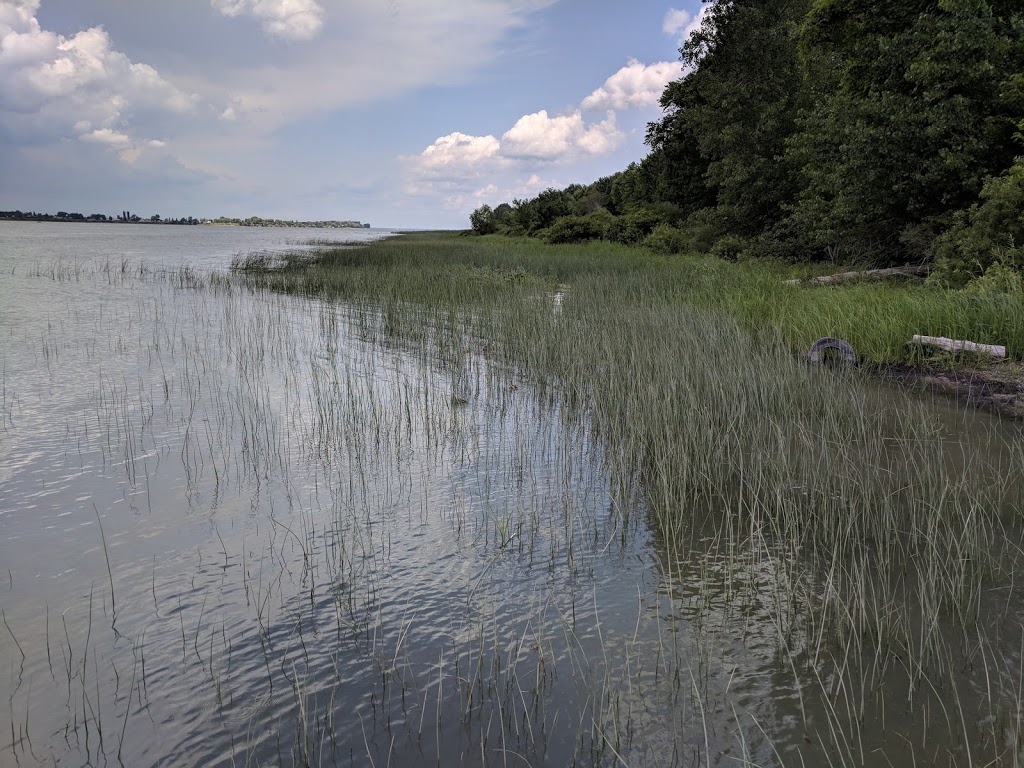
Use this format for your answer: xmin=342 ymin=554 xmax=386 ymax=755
xmin=471 ymin=0 xmax=1024 ymax=289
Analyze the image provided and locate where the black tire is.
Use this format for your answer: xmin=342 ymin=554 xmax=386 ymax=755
xmin=806 ymin=337 xmax=857 ymax=366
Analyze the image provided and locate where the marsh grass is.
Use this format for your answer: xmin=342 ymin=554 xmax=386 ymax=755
xmin=237 ymin=232 xmax=1024 ymax=362
xmin=8 ymin=252 xmax=699 ymax=766
xmin=232 ymin=231 xmax=1024 ymax=765
xmin=4 ymin=234 xmax=1024 ymax=767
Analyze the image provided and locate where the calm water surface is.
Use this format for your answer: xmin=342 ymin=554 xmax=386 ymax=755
xmin=0 ymin=221 xmax=1021 ymax=767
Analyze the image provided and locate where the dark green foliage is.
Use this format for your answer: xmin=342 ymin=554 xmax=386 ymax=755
xmin=543 ymin=215 xmax=607 ymax=244
xmin=708 ymin=234 xmax=749 ymax=262
xmin=931 ymin=152 xmax=1024 ymax=287
xmin=642 ymin=224 xmax=689 ymax=254
xmin=469 ymin=205 xmax=499 ymax=235
xmin=786 ymin=0 xmax=1024 ymax=263
xmin=510 ymin=188 xmax=572 ymax=235
xmin=606 ymin=162 xmax=661 ymax=214
xmin=653 ymin=0 xmax=809 ymax=234
xmin=606 ymin=210 xmax=662 ymax=245
xmin=493 ymin=202 xmax=514 ymax=225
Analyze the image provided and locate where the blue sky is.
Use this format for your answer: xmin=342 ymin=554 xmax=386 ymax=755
xmin=0 ymin=0 xmax=705 ymax=228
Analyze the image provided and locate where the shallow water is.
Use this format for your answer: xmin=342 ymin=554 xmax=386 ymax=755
xmin=1 ymin=222 xmax=1023 ymax=767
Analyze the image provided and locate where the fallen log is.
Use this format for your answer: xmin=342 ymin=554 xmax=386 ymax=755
xmin=911 ymin=335 xmax=1007 ymax=360
xmin=784 ymin=264 xmax=930 ymax=286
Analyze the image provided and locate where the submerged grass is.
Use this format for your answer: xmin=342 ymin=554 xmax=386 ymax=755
xmin=233 ymin=231 xmax=1024 ymax=764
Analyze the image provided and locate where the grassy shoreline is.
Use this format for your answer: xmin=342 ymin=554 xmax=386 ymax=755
xmin=255 ymin=230 xmax=1024 ymax=361
xmin=230 ymin=229 xmax=1024 ymax=763
xmin=240 ymin=231 xmax=1024 ymax=416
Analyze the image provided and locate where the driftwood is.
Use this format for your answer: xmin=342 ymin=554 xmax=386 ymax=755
xmin=911 ymin=335 xmax=1007 ymax=360
xmin=784 ymin=265 xmax=930 ymax=286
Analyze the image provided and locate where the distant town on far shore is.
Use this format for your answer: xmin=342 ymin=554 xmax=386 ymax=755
xmin=0 ymin=209 xmax=370 ymax=228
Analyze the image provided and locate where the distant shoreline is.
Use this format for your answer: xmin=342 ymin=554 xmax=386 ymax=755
xmin=0 ymin=212 xmax=370 ymax=228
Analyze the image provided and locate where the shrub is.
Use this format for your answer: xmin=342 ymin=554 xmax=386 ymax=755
xmin=680 ymin=207 xmax=732 ymax=253
xmin=544 ymin=215 xmax=607 ymax=245
xmin=964 ymin=259 xmax=1024 ymax=295
xmin=642 ymin=224 xmax=689 ymax=254
xmin=469 ymin=205 xmax=498 ymax=235
xmin=931 ymin=154 xmax=1024 ymax=286
xmin=709 ymin=234 xmax=749 ymax=262
xmin=606 ymin=210 xmax=662 ymax=245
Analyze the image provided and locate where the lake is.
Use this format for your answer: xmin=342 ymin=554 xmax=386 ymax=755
xmin=1 ymin=221 xmax=1022 ymax=767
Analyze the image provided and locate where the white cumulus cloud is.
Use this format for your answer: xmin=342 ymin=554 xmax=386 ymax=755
xmin=406 ymin=46 xmax=683 ymax=208
xmin=417 ymin=131 xmax=504 ymax=175
xmin=78 ymin=128 xmax=171 ymax=165
xmin=501 ymin=110 xmax=621 ymax=160
xmin=408 ymin=108 xmax=620 ymax=182
xmin=581 ymin=59 xmax=681 ymax=111
xmin=0 ymin=1 xmax=194 ymax=138
xmin=79 ymin=127 xmax=131 ymax=147
xmin=211 ymin=0 xmax=325 ymax=41
xmin=662 ymin=8 xmax=690 ymax=36
xmin=663 ymin=6 xmax=707 ymax=43
xmin=0 ymin=0 xmax=37 ymax=31
xmin=0 ymin=0 xmax=195 ymax=170
xmin=404 ymin=107 xmax=621 ymax=209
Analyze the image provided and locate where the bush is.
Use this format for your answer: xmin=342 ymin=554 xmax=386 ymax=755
xmin=709 ymin=234 xmax=749 ymax=262
xmin=642 ymin=224 xmax=689 ymax=254
xmin=964 ymin=259 xmax=1024 ymax=295
xmin=931 ymin=154 xmax=1024 ymax=286
xmin=680 ymin=207 xmax=733 ymax=253
xmin=469 ymin=205 xmax=498 ymax=235
xmin=606 ymin=210 xmax=662 ymax=245
xmin=544 ymin=215 xmax=607 ymax=245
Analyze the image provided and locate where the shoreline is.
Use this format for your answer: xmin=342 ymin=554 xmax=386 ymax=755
xmin=875 ymin=360 xmax=1024 ymax=418
xmin=0 ymin=216 xmax=371 ymax=229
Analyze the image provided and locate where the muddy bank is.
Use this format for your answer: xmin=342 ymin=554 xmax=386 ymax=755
xmin=873 ymin=361 xmax=1024 ymax=418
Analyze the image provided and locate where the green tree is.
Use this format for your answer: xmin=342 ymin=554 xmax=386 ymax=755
xmin=469 ymin=204 xmax=498 ymax=235
xmin=786 ymin=0 xmax=1024 ymax=262
xmin=492 ymin=203 xmax=513 ymax=226
xmin=932 ymin=146 xmax=1024 ymax=285
xmin=511 ymin=188 xmax=571 ymax=234
xmin=647 ymin=0 xmax=810 ymax=238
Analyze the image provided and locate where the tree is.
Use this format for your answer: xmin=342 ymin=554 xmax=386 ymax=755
xmin=647 ymin=0 xmax=810 ymax=237
xmin=492 ymin=203 xmax=514 ymax=227
xmin=932 ymin=146 xmax=1024 ymax=285
xmin=469 ymin=204 xmax=498 ymax=234
xmin=509 ymin=188 xmax=571 ymax=235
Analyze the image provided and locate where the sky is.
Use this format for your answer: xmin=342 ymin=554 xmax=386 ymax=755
xmin=0 ymin=0 xmax=707 ymax=229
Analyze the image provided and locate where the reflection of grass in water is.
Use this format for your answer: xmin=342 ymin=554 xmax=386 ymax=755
xmin=5 ymin=239 xmax=1023 ymax=767
xmin=7 ymin=257 xmax=659 ymax=766
xmin=232 ymin=232 xmax=1024 ymax=765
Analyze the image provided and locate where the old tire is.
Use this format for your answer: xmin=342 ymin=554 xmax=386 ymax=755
xmin=806 ymin=337 xmax=857 ymax=367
